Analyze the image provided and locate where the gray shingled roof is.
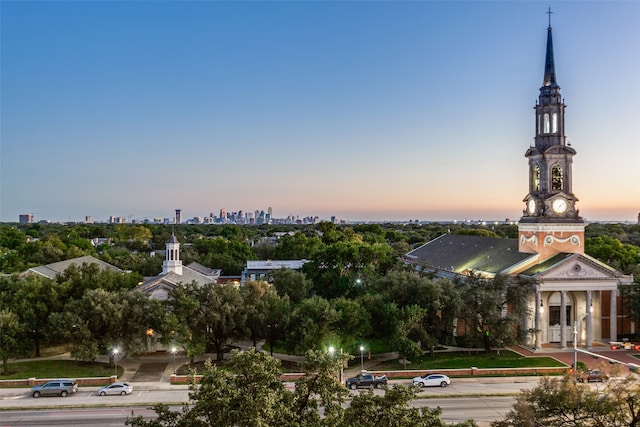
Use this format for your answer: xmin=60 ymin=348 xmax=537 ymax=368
xmin=405 ymin=234 xmax=534 ymax=275
xmin=22 ymin=255 xmax=122 ymax=279
xmin=186 ymin=262 xmax=221 ymax=277
xmin=137 ymin=264 xmax=218 ymax=296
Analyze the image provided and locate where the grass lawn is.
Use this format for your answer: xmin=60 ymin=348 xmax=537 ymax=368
xmin=376 ymin=350 xmax=566 ymax=371
xmin=0 ymin=360 xmax=119 ymax=381
xmin=262 ymin=338 xmax=394 ymax=358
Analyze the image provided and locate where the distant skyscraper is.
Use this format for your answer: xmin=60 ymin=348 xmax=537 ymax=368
xmin=175 ymin=209 xmax=182 ymax=224
xmin=268 ymin=206 xmax=273 ymax=217
xmin=85 ymin=216 xmax=93 ymax=224
xmin=19 ymin=214 xmax=34 ymax=224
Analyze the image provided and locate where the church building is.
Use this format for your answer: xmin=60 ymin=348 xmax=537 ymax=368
xmin=137 ymin=232 xmax=221 ymax=300
xmin=405 ymin=21 xmax=634 ymax=349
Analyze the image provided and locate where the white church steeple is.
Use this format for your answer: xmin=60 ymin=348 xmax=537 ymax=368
xmin=162 ymin=232 xmax=183 ymax=275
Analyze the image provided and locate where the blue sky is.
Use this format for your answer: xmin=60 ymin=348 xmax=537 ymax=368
xmin=2 ymin=1 xmax=639 ymax=223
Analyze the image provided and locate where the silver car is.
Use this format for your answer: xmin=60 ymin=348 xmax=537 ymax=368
xmin=96 ymin=382 xmax=133 ymax=396
xmin=31 ymin=379 xmax=78 ymax=397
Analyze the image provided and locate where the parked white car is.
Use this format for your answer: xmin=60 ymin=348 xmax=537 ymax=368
xmin=97 ymin=382 xmax=133 ymax=396
xmin=412 ymin=373 xmax=451 ymax=388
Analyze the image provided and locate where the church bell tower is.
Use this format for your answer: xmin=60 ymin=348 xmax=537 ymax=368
xmin=162 ymin=232 xmax=183 ymax=275
xmin=518 ymin=18 xmax=585 ymax=259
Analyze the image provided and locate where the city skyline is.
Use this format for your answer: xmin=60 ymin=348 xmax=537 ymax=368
xmin=2 ymin=2 xmax=639 ymax=223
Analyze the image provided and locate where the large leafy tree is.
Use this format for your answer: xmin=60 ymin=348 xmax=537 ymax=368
xmin=0 ymin=309 xmax=23 ymax=374
xmin=56 ymin=262 xmax=141 ymax=300
xmin=331 ymin=298 xmax=371 ymax=352
xmin=193 ymin=236 xmax=255 ymax=275
xmin=162 ymin=284 xmax=207 ymax=366
xmin=50 ymin=289 xmax=165 ymax=361
xmin=269 ymin=268 xmax=312 ymax=305
xmin=241 ymin=280 xmax=275 ymax=347
xmin=371 ymin=271 xmax=463 ymax=345
xmin=381 ymin=303 xmax=429 ymax=369
xmin=7 ymin=274 xmax=63 ymax=357
xmin=493 ymin=373 xmax=640 ymax=427
xmin=304 ymin=241 xmax=398 ymax=299
xmin=458 ymin=274 xmax=534 ymax=353
xmin=586 ymin=236 xmax=640 ymax=275
xmin=286 ymin=296 xmax=339 ymax=353
xmin=274 ymin=231 xmax=323 ymax=260
xmin=168 ymin=283 xmax=247 ymax=362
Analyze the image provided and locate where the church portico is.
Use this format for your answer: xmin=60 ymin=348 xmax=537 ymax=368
xmin=530 ymin=266 xmax=623 ymax=349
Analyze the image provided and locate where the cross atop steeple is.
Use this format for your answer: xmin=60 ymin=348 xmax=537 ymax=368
xmin=547 ymin=7 xmax=553 ymax=28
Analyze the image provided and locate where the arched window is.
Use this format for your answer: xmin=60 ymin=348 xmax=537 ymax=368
xmin=543 ymin=113 xmax=550 ymax=133
xmin=552 ymin=113 xmax=558 ymax=133
xmin=538 ymin=114 xmax=541 ymax=135
xmin=533 ymin=166 xmax=540 ymax=191
xmin=552 ymin=165 xmax=563 ymax=191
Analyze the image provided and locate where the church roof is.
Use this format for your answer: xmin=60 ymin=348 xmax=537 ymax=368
xmin=518 ymin=252 xmax=631 ymax=282
xmin=186 ymin=262 xmax=221 ymax=278
xmin=137 ymin=263 xmax=218 ymax=299
xmin=21 ymin=255 xmax=123 ymax=279
xmin=405 ymin=234 xmax=534 ymax=277
xmin=517 ymin=253 xmax=573 ymax=276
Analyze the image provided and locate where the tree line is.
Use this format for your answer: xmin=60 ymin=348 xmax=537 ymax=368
xmin=1 ymin=221 xmax=639 ymax=375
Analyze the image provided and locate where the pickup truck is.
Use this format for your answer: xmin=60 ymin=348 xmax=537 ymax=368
xmin=345 ymin=373 xmax=387 ymax=389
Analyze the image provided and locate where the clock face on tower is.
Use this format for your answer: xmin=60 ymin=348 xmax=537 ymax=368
xmin=552 ymin=197 xmax=568 ymax=214
xmin=528 ymin=199 xmax=536 ymax=214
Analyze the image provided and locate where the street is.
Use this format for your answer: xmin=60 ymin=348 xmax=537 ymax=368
xmin=0 ymin=377 xmax=541 ymax=426
xmin=0 ymin=397 xmax=515 ymax=426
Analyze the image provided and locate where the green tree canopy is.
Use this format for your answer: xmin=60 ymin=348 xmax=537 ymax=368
xmin=493 ymin=372 xmax=640 ymax=427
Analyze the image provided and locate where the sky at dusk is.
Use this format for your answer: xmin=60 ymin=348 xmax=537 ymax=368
xmin=1 ymin=1 xmax=639 ymax=223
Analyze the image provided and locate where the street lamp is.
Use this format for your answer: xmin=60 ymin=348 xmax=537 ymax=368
xmin=327 ymin=347 xmax=343 ymax=385
xmin=171 ymin=346 xmax=177 ymax=374
xmin=359 ymin=346 xmax=365 ymax=372
xmin=113 ymin=348 xmax=120 ymax=379
xmin=573 ymin=313 xmax=589 ymax=373
xmin=267 ymin=323 xmax=277 ymax=357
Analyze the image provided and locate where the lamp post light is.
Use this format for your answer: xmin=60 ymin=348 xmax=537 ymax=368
xmin=359 ymin=346 xmax=365 ymax=372
xmin=113 ymin=348 xmax=120 ymax=379
xmin=573 ymin=313 xmax=589 ymax=375
xmin=171 ymin=346 xmax=177 ymax=374
xmin=328 ymin=347 xmax=344 ymax=385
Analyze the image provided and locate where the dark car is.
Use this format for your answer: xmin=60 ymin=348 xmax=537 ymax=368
xmin=345 ymin=373 xmax=387 ymax=389
xmin=579 ymin=369 xmax=608 ymax=383
xmin=31 ymin=379 xmax=78 ymax=398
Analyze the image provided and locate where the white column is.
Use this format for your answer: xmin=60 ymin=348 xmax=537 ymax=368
xmin=586 ymin=290 xmax=592 ymax=348
xmin=535 ymin=291 xmax=542 ymax=350
xmin=560 ymin=291 xmax=567 ymax=349
xmin=610 ymin=289 xmax=618 ymax=341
